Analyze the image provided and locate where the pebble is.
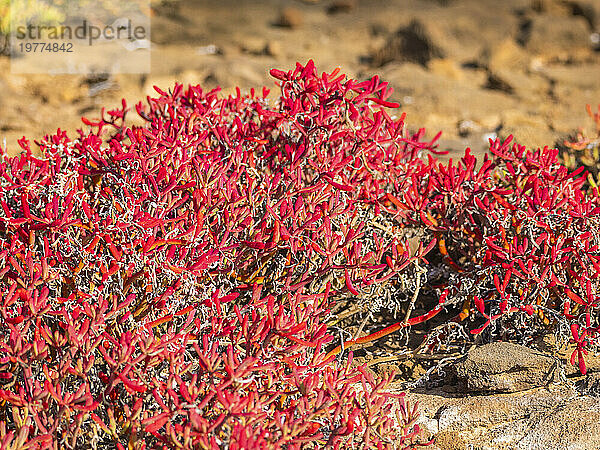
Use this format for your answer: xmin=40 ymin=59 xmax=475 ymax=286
xmin=277 ymin=7 xmax=303 ymax=28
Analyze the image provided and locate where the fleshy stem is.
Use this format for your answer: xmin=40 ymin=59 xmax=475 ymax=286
xmin=325 ymin=289 xmax=448 ymax=360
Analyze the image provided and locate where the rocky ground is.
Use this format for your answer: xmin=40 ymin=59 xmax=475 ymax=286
xmin=1 ymin=0 xmax=599 ymax=159
xmin=394 ymin=340 xmax=600 ymax=449
xmin=2 ymin=0 xmax=600 ymax=448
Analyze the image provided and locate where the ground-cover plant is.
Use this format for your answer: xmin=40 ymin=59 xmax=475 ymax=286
xmin=0 ymin=61 xmax=437 ymax=449
xmin=405 ymin=138 xmax=600 ymax=375
xmin=1 ymin=59 xmax=599 ymax=448
xmin=327 ymin=127 xmax=600 ymax=377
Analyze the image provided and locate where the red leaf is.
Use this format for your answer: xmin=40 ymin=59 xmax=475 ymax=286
xmin=344 ymin=269 xmax=360 ymax=295
xmin=565 ymin=289 xmax=586 ymax=306
xmin=474 ymin=296 xmax=485 ymax=315
xmin=143 ymin=412 xmax=170 ymax=434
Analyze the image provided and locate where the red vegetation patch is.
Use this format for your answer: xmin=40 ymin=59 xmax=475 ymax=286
xmin=0 ymin=60 xmax=598 ymax=447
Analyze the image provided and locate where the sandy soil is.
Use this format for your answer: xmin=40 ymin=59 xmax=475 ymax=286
xmin=1 ymin=0 xmax=599 ymax=159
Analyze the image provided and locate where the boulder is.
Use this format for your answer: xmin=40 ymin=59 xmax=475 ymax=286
xmin=453 ymin=342 xmax=562 ymax=393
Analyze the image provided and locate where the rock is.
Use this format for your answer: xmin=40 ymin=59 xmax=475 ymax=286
xmin=327 ymin=0 xmax=356 ymax=14
xmin=427 ymin=58 xmax=464 ymax=81
xmin=372 ymin=3 xmax=519 ymax=67
xmin=240 ymin=37 xmax=267 ymax=55
xmin=579 ymin=371 xmax=600 ymax=396
xmin=593 ymin=32 xmax=600 ymax=51
xmin=376 ymin=62 xmax=518 ymax=155
xmin=372 ymin=19 xmax=444 ymax=67
xmin=399 ymin=383 xmax=581 ymax=449
xmin=418 ymin=4 xmax=520 ymax=63
xmin=485 ymin=68 xmax=550 ymax=99
xmin=429 ymin=431 xmax=468 ymax=450
xmin=520 ymin=14 xmax=592 ymax=59
xmin=482 ymin=38 xmax=530 ymax=72
xmin=527 ymin=0 xmax=599 ymax=32
xmin=565 ymin=0 xmax=599 ymax=29
xmin=530 ymin=0 xmax=572 ymax=16
xmin=453 ymin=342 xmax=562 ymax=393
xmin=393 ymin=382 xmax=600 ymax=449
xmin=196 ymin=44 xmax=221 ymax=56
xmin=485 ymin=72 xmax=515 ymax=94
xmin=516 ymin=397 xmax=600 ymax=449
xmin=276 ymin=7 xmax=303 ymax=28
xmin=266 ymin=40 xmax=283 ymax=58
xmin=457 ymin=119 xmax=481 ymax=137
xmin=369 ymin=23 xmax=389 ymax=37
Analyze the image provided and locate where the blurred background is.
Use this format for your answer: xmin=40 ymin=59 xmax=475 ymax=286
xmin=1 ymin=0 xmax=599 ymax=157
